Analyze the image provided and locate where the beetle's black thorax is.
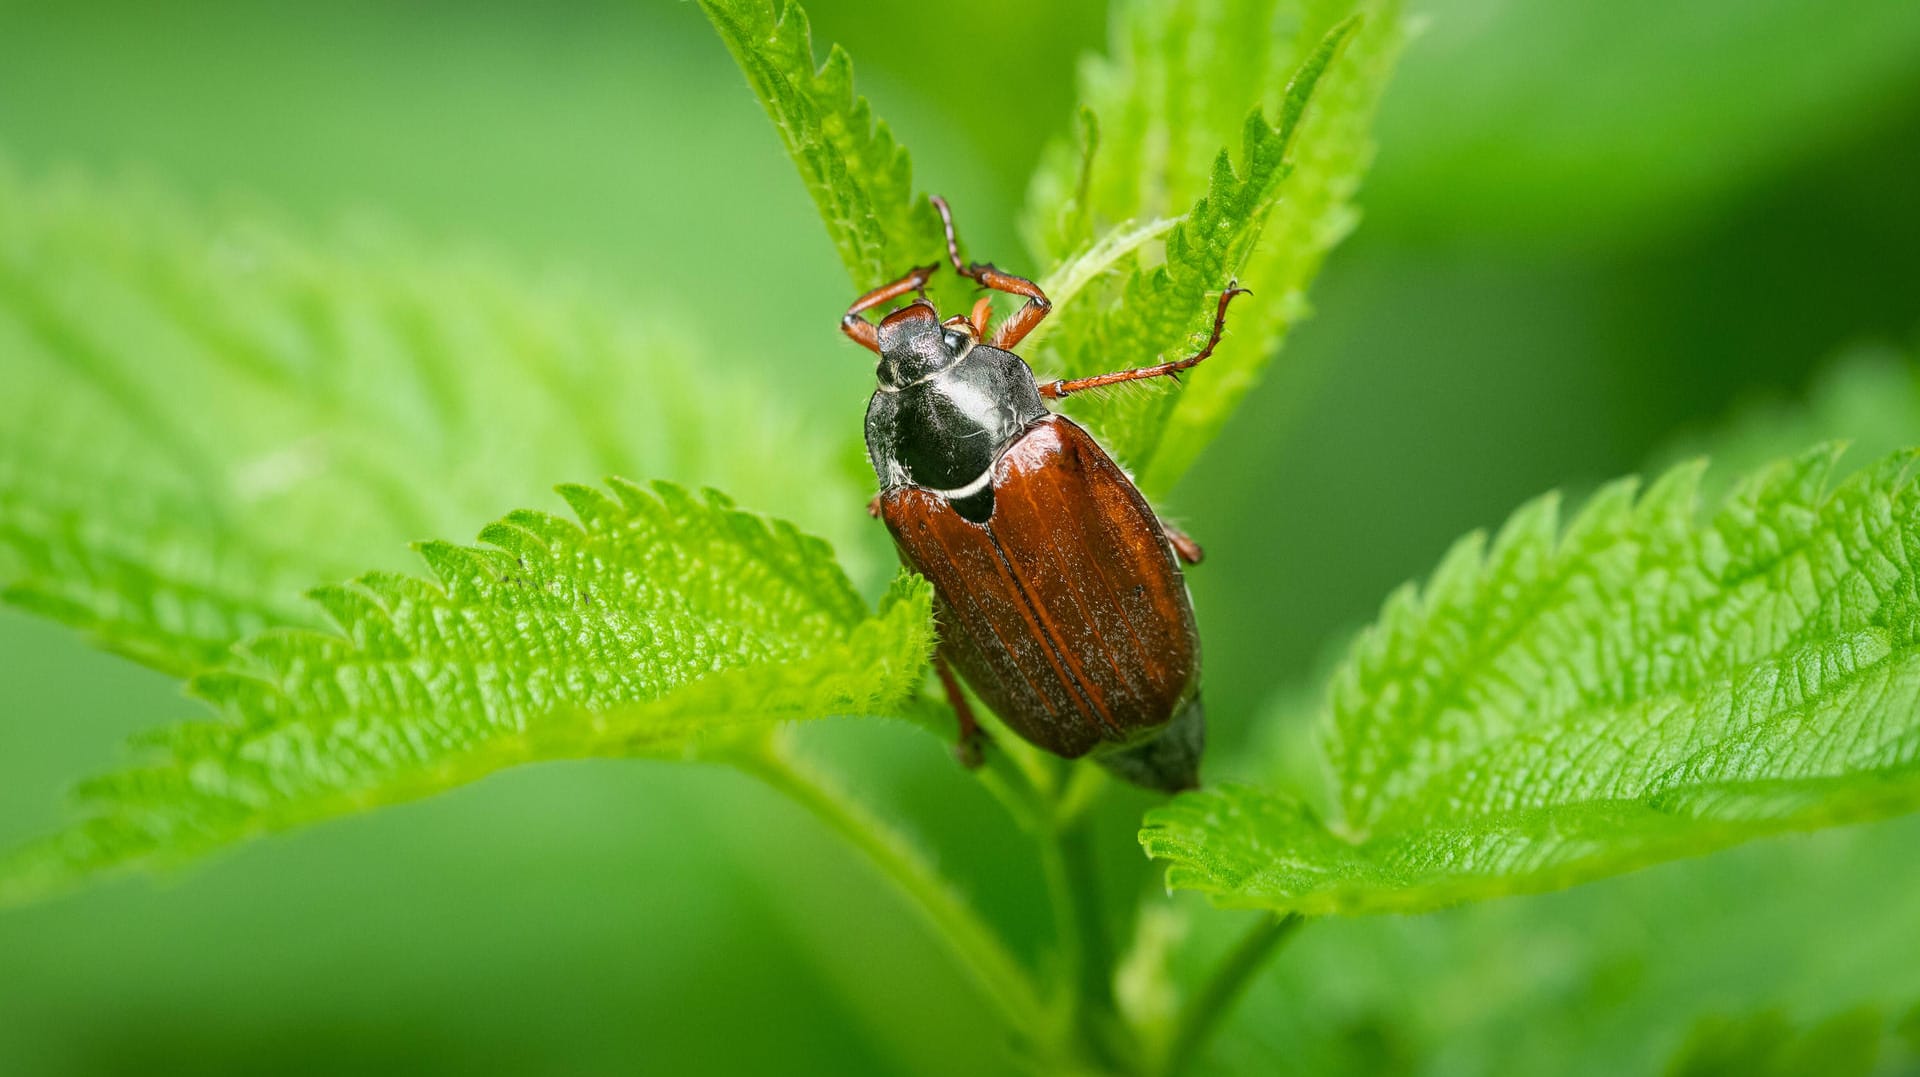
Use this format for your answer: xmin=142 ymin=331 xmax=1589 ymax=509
xmin=865 ymin=342 xmax=1048 ymax=523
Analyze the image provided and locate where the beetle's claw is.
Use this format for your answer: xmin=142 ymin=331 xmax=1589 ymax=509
xmin=954 ymin=730 xmax=989 ymax=770
xmin=910 ymin=262 xmax=941 ymax=298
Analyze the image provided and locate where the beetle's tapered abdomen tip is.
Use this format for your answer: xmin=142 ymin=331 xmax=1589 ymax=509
xmin=1094 ymin=695 xmax=1206 ymax=794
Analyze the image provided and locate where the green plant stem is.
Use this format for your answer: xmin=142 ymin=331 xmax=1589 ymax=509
xmin=974 ymin=739 xmax=1050 ymax=834
xmin=742 ymin=736 xmax=1046 ymax=1041
xmin=1032 ymin=766 xmax=1129 ymax=1070
xmin=1060 ymin=814 xmax=1121 ymax=1053
xmin=1158 ymin=913 xmax=1305 ymax=1077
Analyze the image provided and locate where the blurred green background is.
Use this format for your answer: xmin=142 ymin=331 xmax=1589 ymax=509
xmin=3 ymin=0 xmax=1919 ymax=1073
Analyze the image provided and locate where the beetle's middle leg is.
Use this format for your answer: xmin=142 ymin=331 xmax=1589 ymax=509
xmin=931 ymin=195 xmax=1053 ymax=349
xmin=933 ymin=651 xmax=987 ymax=769
xmin=1040 ymin=283 xmax=1250 ymax=400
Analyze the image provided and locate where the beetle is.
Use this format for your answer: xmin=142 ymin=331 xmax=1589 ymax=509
xmin=842 ymin=196 xmax=1246 ymax=793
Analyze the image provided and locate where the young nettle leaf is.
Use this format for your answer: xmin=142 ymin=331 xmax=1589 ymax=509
xmin=1144 ymin=446 xmax=1920 ymax=914
xmin=1025 ymin=0 xmax=1405 ymax=493
xmin=0 ymin=164 xmax=859 ymax=676
xmin=697 ymin=0 xmax=945 ymax=291
xmin=0 ymin=483 xmax=934 ymax=907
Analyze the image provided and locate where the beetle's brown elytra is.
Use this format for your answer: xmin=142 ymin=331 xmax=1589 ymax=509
xmin=842 ymin=196 xmax=1246 ymax=792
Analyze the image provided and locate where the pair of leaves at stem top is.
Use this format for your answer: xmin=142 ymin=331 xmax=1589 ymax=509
xmin=704 ymin=0 xmax=1407 ymax=494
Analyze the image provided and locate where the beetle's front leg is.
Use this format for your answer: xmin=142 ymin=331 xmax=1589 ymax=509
xmin=933 ymin=651 xmax=987 ymax=769
xmin=931 ymin=195 xmax=1053 ymax=349
xmin=842 ymin=263 xmax=941 ymax=354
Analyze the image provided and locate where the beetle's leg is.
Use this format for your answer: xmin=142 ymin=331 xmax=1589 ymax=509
xmin=1161 ymin=521 xmax=1205 ymax=565
xmin=932 ymin=195 xmax=1053 ymax=349
xmin=984 ymin=273 xmax=1053 ymax=350
xmin=968 ymin=296 xmax=994 ymax=340
xmin=934 ymin=652 xmax=987 ymax=769
xmin=866 ymin=494 xmax=882 ymax=519
xmin=842 ymin=263 xmax=941 ymax=354
xmin=1039 ymin=283 xmax=1250 ymax=399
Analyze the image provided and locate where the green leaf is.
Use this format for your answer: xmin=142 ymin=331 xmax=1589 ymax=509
xmin=1189 ymin=813 xmax=1920 ymax=1075
xmin=1023 ymin=0 xmax=1405 ymax=493
xmin=1143 ymin=445 xmax=1920 ymax=914
xmin=696 ymin=0 xmax=944 ymax=291
xmin=1368 ymin=0 xmax=1920 ymax=247
xmin=0 ymin=162 xmax=862 ymax=676
xmin=0 ymin=484 xmax=935 ymax=907
xmin=1664 ymin=1007 xmax=1890 ymax=1077
xmin=1658 ymin=346 xmax=1920 ymax=503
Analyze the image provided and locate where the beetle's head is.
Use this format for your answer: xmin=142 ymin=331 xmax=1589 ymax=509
xmin=876 ymin=299 xmax=976 ymax=388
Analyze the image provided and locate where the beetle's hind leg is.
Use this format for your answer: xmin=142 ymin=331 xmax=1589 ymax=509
xmin=1040 ymin=283 xmax=1250 ymax=399
xmin=934 ymin=651 xmax=988 ymax=769
xmin=931 ymin=195 xmax=1053 ymax=349
xmin=1161 ymin=521 xmax=1205 ymax=565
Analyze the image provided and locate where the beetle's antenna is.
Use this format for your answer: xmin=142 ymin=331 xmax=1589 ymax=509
xmin=931 ymin=195 xmax=968 ymax=274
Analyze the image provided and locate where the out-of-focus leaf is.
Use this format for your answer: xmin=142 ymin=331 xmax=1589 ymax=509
xmin=1144 ymin=445 xmax=1920 ymax=914
xmin=1368 ymin=0 xmax=1920 ymax=246
xmin=0 ymin=163 xmax=858 ymax=675
xmin=1181 ymin=812 xmax=1920 ymax=1076
xmin=0 ymin=485 xmax=934 ymax=907
xmin=1663 ymin=1007 xmax=1888 ymax=1077
xmin=1658 ymin=346 xmax=1920 ymax=501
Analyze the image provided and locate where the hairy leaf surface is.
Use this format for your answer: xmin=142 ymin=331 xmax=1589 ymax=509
xmin=1144 ymin=447 xmax=1920 ymax=913
xmin=1024 ymin=0 xmax=1404 ymax=492
xmin=697 ymin=0 xmax=945 ymax=291
xmin=0 ymin=165 xmax=858 ymax=675
xmin=0 ymin=485 xmax=934 ymax=906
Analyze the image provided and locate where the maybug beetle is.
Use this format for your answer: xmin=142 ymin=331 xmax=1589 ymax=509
xmin=843 ymin=196 xmax=1246 ymax=793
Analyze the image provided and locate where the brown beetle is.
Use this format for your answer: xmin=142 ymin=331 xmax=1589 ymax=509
xmin=843 ymin=197 xmax=1245 ymax=792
